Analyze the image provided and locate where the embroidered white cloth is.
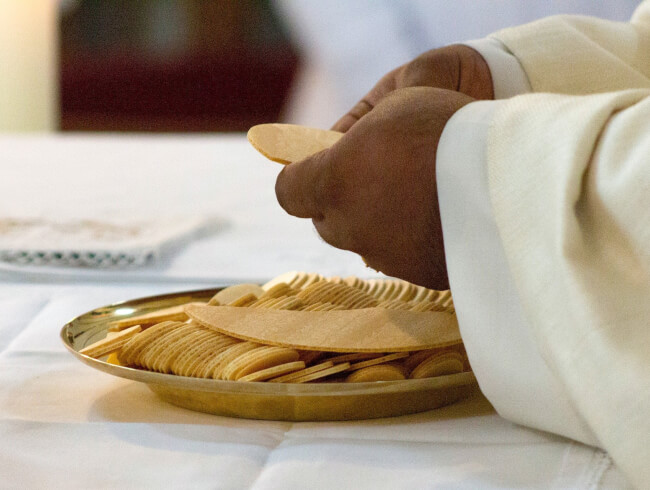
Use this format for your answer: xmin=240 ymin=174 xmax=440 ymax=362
xmin=0 ymin=216 xmax=218 ymax=268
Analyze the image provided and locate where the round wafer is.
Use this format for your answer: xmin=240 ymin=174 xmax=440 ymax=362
xmin=259 ymin=282 xmax=294 ymax=301
xmin=191 ymin=339 xmax=240 ymax=378
xmin=238 ymin=361 xmax=306 ymax=382
xmin=221 ymin=345 xmax=300 ymax=381
xmin=212 ymin=341 xmax=261 ymax=379
xmin=247 ymin=123 xmax=343 ymax=165
xmin=168 ymin=329 xmax=218 ymax=376
xmin=227 ymin=293 xmax=258 ymax=307
xmin=402 ymin=349 xmax=438 ymax=375
xmin=289 ymin=362 xmax=351 ymax=383
xmin=409 ymin=351 xmax=465 ymax=379
xmin=262 ymin=271 xmax=300 ymax=291
xmin=141 ymin=322 xmax=197 ymax=371
xmin=268 ymin=360 xmax=335 ymax=383
xmin=347 ymin=352 xmax=409 ymax=371
xmin=325 ymin=352 xmax=382 ymax=364
xmin=151 ymin=325 xmax=207 ymax=373
xmin=118 ymin=320 xmax=178 ymax=366
xmin=182 ymin=333 xmax=238 ymax=378
xmin=299 ymin=272 xmax=323 ymax=289
xmin=209 ymin=284 xmax=264 ymax=306
xmin=346 ymin=364 xmax=406 ymax=382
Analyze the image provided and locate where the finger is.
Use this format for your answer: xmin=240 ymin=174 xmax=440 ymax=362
xmin=331 ymin=99 xmax=373 ymax=133
xmin=275 ymin=149 xmax=337 ymax=219
xmin=311 ymin=213 xmax=358 ymax=254
xmin=331 ymin=68 xmax=400 ymax=132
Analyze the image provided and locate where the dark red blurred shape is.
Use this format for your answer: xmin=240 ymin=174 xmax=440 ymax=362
xmin=60 ymin=46 xmax=298 ymax=132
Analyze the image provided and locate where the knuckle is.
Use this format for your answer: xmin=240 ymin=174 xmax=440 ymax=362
xmin=274 ymin=167 xmax=292 ymax=212
xmin=313 ymin=152 xmax=345 ymax=211
xmin=313 ymin=216 xmax=359 ymax=254
xmin=398 ymin=47 xmax=459 ymax=89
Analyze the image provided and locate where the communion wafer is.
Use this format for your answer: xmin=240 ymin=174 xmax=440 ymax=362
xmin=267 ymin=271 xmax=320 ymax=290
xmin=106 ymin=352 xmax=121 ymax=365
xmin=377 ymin=299 xmax=410 ymax=311
xmin=346 ymin=364 xmax=406 ymax=383
xmin=174 ymin=331 xmax=235 ymax=377
xmin=324 ymin=352 xmax=382 ymax=364
xmin=212 ymin=342 xmax=261 ymax=379
xmin=95 ymin=271 xmax=467 ymax=385
xmin=302 ymin=302 xmax=345 ymax=312
xmin=79 ymin=325 xmax=142 ymax=358
xmin=118 ymin=321 xmax=179 ymax=365
xmin=262 ymin=271 xmax=301 ymax=291
xmin=238 ymin=361 xmax=306 ymax=382
xmin=188 ymin=337 xmax=239 ymax=378
xmin=409 ymin=351 xmax=465 ymax=379
xmin=363 ymin=279 xmax=379 ymax=296
xmin=289 ymin=362 xmax=351 ymax=383
xmin=108 ymin=303 xmax=204 ymax=330
xmin=347 ymin=352 xmax=409 ymax=371
xmin=251 ymin=296 xmax=283 ymax=309
xmin=347 ymin=296 xmax=378 ymax=309
xmin=343 ymin=276 xmax=364 ymax=289
xmin=272 ymin=296 xmax=304 ymax=310
xmin=402 ymin=349 xmax=439 ymax=374
xmin=413 ymin=285 xmax=434 ymax=302
xmin=221 ymin=346 xmax=300 ymax=381
xmin=140 ymin=323 xmax=198 ymax=371
xmin=299 ymin=350 xmax=324 ymax=364
xmin=297 ymin=280 xmax=376 ymax=309
xmin=156 ymin=329 xmax=216 ymax=374
xmin=409 ymin=301 xmax=440 ymax=312
xmin=227 ymin=293 xmax=259 ymax=307
xmin=194 ymin=340 xmax=247 ymax=379
xmin=259 ymin=282 xmax=294 ymax=300
xmin=268 ymin=360 xmax=335 ymax=383
xmin=295 ymin=280 xmax=337 ymax=303
xmin=209 ymin=284 xmax=264 ymax=306
xmin=247 ymin=124 xmax=343 ymax=165
xmin=150 ymin=324 xmax=208 ymax=373
xmin=376 ymin=281 xmax=397 ymax=301
xmin=300 ymin=272 xmax=323 ymax=289
xmin=186 ymin=305 xmax=461 ymax=353
xmin=396 ymin=282 xmax=417 ymax=302
xmin=166 ymin=329 xmax=217 ymax=375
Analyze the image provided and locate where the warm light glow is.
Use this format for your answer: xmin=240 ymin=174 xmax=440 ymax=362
xmin=0 ymin=0 xmax=58 ymax=131
xmin=114 ymin=307 xmax=136 ymax=316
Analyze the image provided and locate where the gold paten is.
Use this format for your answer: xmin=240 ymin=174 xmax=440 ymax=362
xmin=61 ymin=288 xmax=477 ymax=421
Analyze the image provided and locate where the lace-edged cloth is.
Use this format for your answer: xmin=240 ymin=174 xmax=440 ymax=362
xmin=0 ymin=216 xmax=218 ymax=268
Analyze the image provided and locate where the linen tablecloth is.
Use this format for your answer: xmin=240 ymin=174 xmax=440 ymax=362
xmin=0 ymin=135 xmax=627 ymax=488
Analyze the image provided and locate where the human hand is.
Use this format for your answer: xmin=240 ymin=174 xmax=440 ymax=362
xmin=332 ymin=44 xmax=492 ymax=133
xmin=275 ymin=87 xmax=474 ymax=289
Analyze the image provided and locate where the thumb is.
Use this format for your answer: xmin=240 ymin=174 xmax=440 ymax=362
xmin=275 ymin=149 xmax=336 ymax=220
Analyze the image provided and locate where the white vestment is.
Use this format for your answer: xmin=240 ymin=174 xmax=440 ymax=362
xmin=437 ymin=2 xmax=650 ymax=488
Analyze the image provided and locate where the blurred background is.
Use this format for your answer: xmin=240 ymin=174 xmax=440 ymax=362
xmin=0 ymin=0 xmax=640 ymax=133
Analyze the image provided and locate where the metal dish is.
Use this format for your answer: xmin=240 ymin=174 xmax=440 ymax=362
xmin=61 ymin=288 xmax=477 ymax=421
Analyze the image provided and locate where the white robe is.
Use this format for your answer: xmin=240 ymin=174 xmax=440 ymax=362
xmin=437 ymin=2 xmax=650 ymax=488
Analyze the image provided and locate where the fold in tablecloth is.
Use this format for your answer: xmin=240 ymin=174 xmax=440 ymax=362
xmin=0 ymin=286 xmax=628 ymax=489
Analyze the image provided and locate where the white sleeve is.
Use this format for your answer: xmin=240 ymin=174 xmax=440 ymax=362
xmin=438 ymin=90 xmax=650 ymax=489
xmin=436 ymin=101 xmax=599 ymax=446
xmin=488 ymin=4 xmax=650 ymax=94
xmin=463 ymin=38 xmax=531 ymax=99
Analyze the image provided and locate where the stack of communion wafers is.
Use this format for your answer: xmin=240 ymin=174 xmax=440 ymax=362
xmin=79 ymin=271 xmax=467 ymax=383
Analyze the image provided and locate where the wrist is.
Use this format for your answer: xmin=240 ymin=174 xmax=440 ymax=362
xmin=463 ymin=38 xmax=531 ymax=99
